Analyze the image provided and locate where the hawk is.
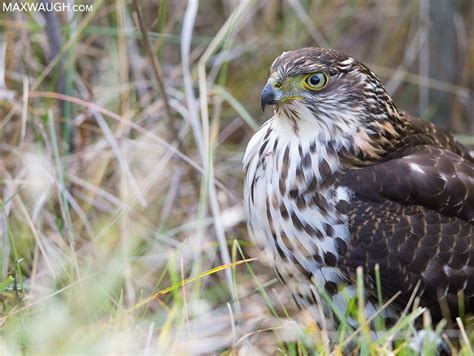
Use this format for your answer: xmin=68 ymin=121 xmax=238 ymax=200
xmin=243 ymin=47 xmax=474 ymax=328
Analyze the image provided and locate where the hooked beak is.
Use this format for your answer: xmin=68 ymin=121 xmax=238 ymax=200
xmin=261 ymin=82 xmax=281 ymax=111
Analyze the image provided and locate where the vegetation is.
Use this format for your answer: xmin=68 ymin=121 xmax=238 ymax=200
xmin=0 ymin=0 xmax=472 ymax=354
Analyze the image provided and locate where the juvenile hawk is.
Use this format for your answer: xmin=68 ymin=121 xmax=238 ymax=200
xmin=243 ymin=47 xmax=474 ymax=326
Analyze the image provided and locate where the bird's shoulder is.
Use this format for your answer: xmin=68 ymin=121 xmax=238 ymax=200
xmin=401 ymin=112 xmax=473 ymax=162
xmin=340 ymin=135 xmax=474 ymax=223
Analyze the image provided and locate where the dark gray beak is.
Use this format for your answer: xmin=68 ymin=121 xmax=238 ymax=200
xmin=261 ymin=82 xmax=277 ymax=111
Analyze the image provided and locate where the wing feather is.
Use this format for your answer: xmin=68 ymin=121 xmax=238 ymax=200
xmin=341 ymin=146 xmax=474 ymax=222
xmin=340 ymin=145 xmax=474 ymax=321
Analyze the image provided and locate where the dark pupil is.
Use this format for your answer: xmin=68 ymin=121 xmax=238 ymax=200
xmin=310 ymin=74 xmax=321 ymax=86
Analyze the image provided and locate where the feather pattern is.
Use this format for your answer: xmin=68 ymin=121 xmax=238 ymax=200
xmin=243 ymin=47 xmax=474 ymax=326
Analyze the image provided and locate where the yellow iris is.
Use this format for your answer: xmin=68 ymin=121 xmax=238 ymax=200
xmin=303 ymin=72 xmax=328 ymax=90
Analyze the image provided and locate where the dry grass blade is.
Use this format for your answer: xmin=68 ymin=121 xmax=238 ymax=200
xmin=129 ymin=258 xmax=257 ymax=312
xmin=30 ymin=0 xmax=104 ymax=91
xmin=197 ymin=0 xmax=256 ymax=306
xmin=456 ymin=317 xmax=473 ymax=354
xmin=287 ymin=0 xmax=329 ymax=47
xmin=181 ymin=0 xmax=204 ymax=160
xmin=132 ymin=0 xmax=190 ymax=159
xmin=132 ymin=0 xmax=172 ymax=122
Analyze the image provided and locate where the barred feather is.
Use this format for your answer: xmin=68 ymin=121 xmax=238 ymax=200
xmin=243 ymin=47 xmax=474 ymax=326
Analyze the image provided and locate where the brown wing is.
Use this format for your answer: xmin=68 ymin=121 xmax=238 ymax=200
xmin=343 ymin=146 xmax=474 ymax=222
xmin=403 ymin=113 xmax=474 ymax=162
xmin=339 ymin=145 xmax=474 ymax=321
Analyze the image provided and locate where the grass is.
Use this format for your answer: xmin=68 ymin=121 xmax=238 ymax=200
xmin=0 ymin=0 xmax=473 ymax=354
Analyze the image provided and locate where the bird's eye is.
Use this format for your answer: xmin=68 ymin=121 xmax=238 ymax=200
xmin=304 ymin=72 xmax=328 ymax=90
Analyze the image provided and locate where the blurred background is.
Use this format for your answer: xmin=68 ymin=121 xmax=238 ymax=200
xmin=0 ymin=0 xmax=472 ymax=353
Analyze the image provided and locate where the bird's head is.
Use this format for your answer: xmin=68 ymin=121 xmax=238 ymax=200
xmin=261 ymin=47 xmax=400 ymax=137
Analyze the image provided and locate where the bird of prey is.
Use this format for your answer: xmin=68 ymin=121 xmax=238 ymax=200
xmin=243 ymin=47 xmax=474 ymax=328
